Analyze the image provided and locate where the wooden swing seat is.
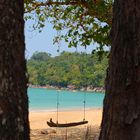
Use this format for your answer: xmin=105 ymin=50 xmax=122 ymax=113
xmin=47 ymin=119 xmax=88 ymax=127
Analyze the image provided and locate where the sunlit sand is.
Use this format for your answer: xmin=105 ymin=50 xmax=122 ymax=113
xmin=29 ymin=108 xmax=102 ymax=139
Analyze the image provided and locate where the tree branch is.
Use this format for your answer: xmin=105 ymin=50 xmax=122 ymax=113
xmin=25 ymin=0 xmax=88 ymax=13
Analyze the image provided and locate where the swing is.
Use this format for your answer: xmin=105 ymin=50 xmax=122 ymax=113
xmin=47 ymin=31 xmax=88 ymax=127
xmin=47 ymin=90 xmax=88 ymax=127
xmin=47 ymin=119 xmax=88 ymax=127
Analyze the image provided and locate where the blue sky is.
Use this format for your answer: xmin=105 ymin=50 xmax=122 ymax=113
xmin=25 ymin=21 xmax=97 ymax=59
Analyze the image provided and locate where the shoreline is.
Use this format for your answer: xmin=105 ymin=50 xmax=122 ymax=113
xmin=29 ymin=107 xmax=102 ymax=113
xmin=28 ymin=84 xmax=105 ymax=93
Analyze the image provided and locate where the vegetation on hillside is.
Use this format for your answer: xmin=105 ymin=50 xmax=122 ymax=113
xmin=27 ymin=51 xmax=108 ymax=88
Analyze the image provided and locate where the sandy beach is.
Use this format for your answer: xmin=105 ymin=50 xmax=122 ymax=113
xmin=29 ymin=108 xmax=102 ymax=129
xmin=29 ymin=108 xmax=102 ymax=139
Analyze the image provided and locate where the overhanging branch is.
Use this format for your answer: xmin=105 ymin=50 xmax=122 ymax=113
xmin=25 ymin=0 xmax=88 ymax=13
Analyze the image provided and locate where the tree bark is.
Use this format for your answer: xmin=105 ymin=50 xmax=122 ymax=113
xmin=99 ymin=0 xmax=140 ymax=140
xmin=0 ymin=1 xmax=30 ymax=139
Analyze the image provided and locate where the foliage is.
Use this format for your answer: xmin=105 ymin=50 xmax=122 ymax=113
xmin=24 ymin=0 xmax=113 ymax=51
xmin=27 ymin=51 xmax=108 ymax=87
xmin=30 ymin=51 xmax=51 ymax=61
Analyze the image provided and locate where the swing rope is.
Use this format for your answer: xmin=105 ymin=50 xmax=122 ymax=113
xmin=56 ymin=90 xmax=59 ymax=124
xmin=83 ymin=92 xmax=86 ymax=121
xmin=83 ymin=46 xmax=87 ymax=121
xmin=56 ymin=30 xmax=61 ymax=124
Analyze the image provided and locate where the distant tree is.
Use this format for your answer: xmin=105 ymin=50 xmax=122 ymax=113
xmin=31 ymin=51 xmax=51 ymax=61
xmin=0 ymin=0 xmax=30 ymax=139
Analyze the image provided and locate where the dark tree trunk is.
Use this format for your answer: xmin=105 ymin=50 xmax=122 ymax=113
xmin=0 ymin=1 xmax=30 ymax=139
xmin=99 ymin=0 xmax=140 ymax=140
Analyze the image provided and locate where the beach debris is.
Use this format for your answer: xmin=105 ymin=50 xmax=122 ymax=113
xmin=40 ymin=129 xmax=56 ymax=135
xmin=41 ymin=130 xmax=48 ymax=135
xmin=30 ymin=126 xmax=100 ymax=140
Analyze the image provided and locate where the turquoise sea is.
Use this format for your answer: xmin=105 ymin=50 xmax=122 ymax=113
xmin=28 ymin=88 xmax=104 ymax=111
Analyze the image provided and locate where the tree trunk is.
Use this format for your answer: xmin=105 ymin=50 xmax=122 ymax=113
xmin=0 ymin=1 xmax=30 ymax=139
xmin=99 ymin=1 xmax=140 ymax=140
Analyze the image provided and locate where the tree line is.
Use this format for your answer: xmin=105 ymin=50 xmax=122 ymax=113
xmin=27 ymin=51 xmax=108 ymax=88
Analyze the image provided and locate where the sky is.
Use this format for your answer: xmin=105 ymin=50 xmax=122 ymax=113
xmin=25 ymin=21 xmax=97 ymax=59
